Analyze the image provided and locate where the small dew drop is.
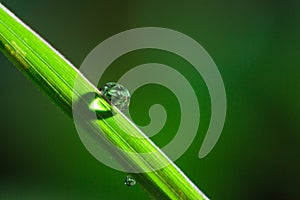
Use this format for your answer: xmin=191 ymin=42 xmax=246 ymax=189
xmin=124 ymin=175 xmax=136 ymax=187
xmin=100 ymin=82 xmax=130 ymax=112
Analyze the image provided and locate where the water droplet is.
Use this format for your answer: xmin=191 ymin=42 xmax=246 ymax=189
xmin=124 ymin=175 xmax=136 ymax=186
xmin=100 ymin=82 xmax=130 ymax=112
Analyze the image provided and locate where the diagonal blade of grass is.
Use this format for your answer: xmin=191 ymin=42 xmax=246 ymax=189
xmin=0 ymin=3 xmax=208 ymax=200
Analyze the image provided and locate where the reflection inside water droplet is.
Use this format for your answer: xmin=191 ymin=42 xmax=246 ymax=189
xmin=124 ymin=175 xmax=136 ymax=186
xmin=100 ymin=82 xmax=130 ymax=112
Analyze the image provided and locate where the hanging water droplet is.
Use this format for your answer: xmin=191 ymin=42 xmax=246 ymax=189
xmin=124 ymin=175 xmax=136 ymax=186
xmin=100 ymin=82 xmax=130 ymax=112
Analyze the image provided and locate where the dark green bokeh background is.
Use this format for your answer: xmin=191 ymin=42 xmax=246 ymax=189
xmin=0 ymin=0 xmax=299 ymax=199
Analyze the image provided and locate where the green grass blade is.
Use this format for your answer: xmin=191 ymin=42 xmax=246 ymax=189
xmin=0 ymin=3 xmax=208 ymax=200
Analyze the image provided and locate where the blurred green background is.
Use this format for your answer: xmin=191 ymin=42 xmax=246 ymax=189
xmin=0 ymin=0 xmax=299 ymax=199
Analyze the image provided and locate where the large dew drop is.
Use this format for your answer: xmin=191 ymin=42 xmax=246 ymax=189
xmin=100 ymin=82 xmax=130 ymax=112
